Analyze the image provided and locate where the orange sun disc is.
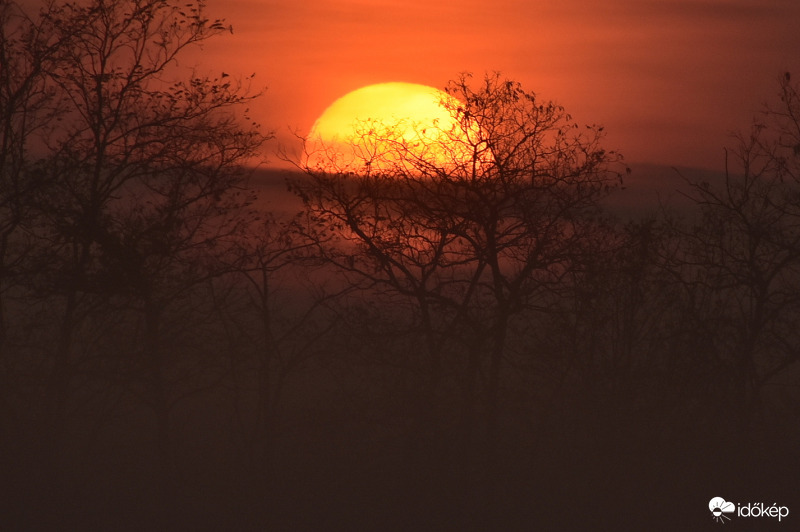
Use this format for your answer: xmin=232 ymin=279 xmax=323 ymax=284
xmin=304 ymin=82 xmax=477 ymax=173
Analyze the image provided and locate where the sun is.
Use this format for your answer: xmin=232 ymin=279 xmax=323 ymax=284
xmin=304 ymin=82 xmax=475 ymax=173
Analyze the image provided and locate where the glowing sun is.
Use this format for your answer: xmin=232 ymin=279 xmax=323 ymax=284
xmin=304 ymin=82 xmax=473 ymax=173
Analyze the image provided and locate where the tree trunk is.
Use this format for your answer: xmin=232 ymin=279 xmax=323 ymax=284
xmin=144 ymin=298 xmax=172 ymax=529
xmin=258 ymin=268 xmax=277 ymax=476
xmin=48 ymin=290 xmax=78 ymax=443
xmin=478 ymin=307 xmax=510 ymax=528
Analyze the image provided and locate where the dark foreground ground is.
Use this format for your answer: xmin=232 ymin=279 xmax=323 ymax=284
xmin=3 ymin=376 xmax=797 ymax=532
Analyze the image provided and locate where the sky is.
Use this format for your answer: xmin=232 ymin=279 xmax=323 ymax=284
xmin=41 ymin=0 xmax=800 ymax=172
xmin=195 ymin=0 xmax=800 ymax=171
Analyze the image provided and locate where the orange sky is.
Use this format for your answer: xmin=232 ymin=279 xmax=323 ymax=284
xmin=97 ymin=1 xmax=800 ymax=170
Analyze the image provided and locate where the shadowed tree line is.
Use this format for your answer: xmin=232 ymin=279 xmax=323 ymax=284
xmin=1 ymin=1 xmax=799 ymax=530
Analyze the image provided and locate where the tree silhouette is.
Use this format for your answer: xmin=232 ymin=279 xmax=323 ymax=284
xmin=224 ymin=213 xmax=346 ymax=476
xmin=0 ymin=0 xmax=266 ymax=522
xmin=0 ymin=1 xmax=67 ymax=410
xmin=295 ymin=73 xmax=626 ymax=514
xmin=673 ymin=74 xmax=800 ymax=436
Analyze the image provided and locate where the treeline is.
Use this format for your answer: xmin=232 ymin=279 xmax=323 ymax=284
xmin=1 ymin=1 xmax=799 ymax=530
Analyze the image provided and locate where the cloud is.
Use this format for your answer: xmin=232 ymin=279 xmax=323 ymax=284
xmin=709 ymin=497 xmax=736 ymax=513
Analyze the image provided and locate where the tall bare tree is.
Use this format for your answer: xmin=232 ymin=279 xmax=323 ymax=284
xmin=295 ymin=73 xmax=625 ymax=494
xmin=19 ymin=1 xmax=266 ymax=513
xmin=0 ymin=0 xmax=67 ymax=387
xmin=223 ymin=213 xmax=346 ymax=474
xmin=671 ymin=73 xmax=800 ymax=437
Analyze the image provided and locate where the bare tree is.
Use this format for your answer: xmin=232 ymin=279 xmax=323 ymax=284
xmin=672 ymin=73 xmax=800 ymax=437
xmin=0 ymin=1 xmax=67 ymax=399
xmin=19 ymin=1 xmax=266 ymax=512
xmin=295 ymin=73 xmax=626 ymax=493
xmin=221 ymin=213 xmax=346 ymax=475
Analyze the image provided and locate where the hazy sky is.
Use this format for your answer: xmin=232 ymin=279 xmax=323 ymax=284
xmin=79 ymin=0 xmax=800 ymax=170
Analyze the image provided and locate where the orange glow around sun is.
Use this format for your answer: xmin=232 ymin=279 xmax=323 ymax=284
xmin=304 ymin=82 xmax=477 ymax=173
